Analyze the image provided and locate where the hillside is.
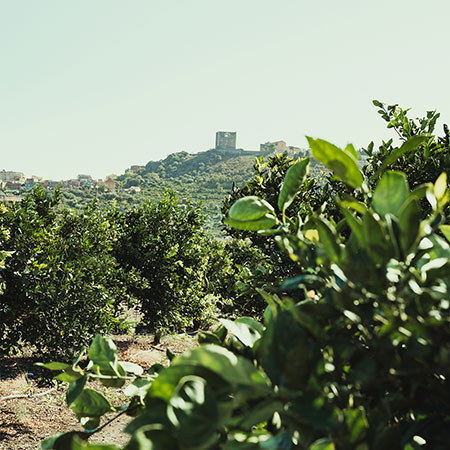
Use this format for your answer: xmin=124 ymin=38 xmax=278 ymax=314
xmin=57 ymin=145 xmax=329 ymax=234
xmin=116 ymin=148 xmax=272 ymax=233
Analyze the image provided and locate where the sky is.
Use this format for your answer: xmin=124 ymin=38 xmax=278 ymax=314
xmin=1 ymin=0 xmax=449 ymax=180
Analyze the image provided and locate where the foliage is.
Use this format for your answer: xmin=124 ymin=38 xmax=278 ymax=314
xmin=363 ymin=100 xmax=450 ymax=216
xmin=220 ymin=102 xmax=449 ymax=317
xmin=0 ymin=187 xmax=132 ymax=358
xmin=111 ymin=191 xmax=219 ymax=337
xmin=212 ymin=238 xmax=274 ymax=319
xmin=221 ymin=154 xmax=320 ymax=290
xmin=40 ymin=145 xmax=449 ymax=448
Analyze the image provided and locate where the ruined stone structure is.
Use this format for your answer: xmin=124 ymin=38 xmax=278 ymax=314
xmin=260 ymin=140 xmax=301 ymax=154
xmin=215 ymin=131 xmax=237 ymax=151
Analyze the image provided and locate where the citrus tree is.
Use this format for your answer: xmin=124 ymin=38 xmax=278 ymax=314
xmin=0 ymin=187 xmax=132 ymax=358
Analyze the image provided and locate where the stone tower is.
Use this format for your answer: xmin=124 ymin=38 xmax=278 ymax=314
xmin=215 ymin=131 xmax=236 ymax=150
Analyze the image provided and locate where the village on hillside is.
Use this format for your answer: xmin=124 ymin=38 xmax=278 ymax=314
xmin=0 ymin=131 xmax=368 ymax=204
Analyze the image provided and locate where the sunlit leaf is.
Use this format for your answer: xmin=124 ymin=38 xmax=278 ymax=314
xmin=278 ymin=158 xmax=310 ymax=213
xmin=307 ymin=137 xmax=363 ymax=188
xmin=71 ymin=389 xmax=111 ymax=418
xmin=372 ymin=171 xmax=408 ymax=216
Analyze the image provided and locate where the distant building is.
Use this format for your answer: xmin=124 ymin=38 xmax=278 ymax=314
xmin=104 ymin=178 xmax=116 ymax=191
xmin=4 ymin=181 xmax=22 ymax=191
xmin=260 ymin=140 xmax=302 ymax=154
xmin=0 ymin=170 xmax=25 ymax=183
xmin=215 ymin=131 xmax=237 ymax=151
xmin=24 ymin=176 xmax=43 ymax=189
xmin=69 ymin=179 xmax=81 ymax=188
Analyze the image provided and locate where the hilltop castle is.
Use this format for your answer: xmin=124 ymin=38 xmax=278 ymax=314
xmin=214 ymin=131 xmax=302 ymax=156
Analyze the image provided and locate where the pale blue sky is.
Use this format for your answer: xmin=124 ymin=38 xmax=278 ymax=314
xmin=1 ymin=0 xmax=449 ymax=180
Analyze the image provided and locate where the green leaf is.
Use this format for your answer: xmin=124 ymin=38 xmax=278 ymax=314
xmin=314 ymin=218 xmax=341 ymax=263
xmin=198 ymin=330 xmax=222 ymax=345
xmin=72 ymin=436 xmax=120 ymax=449
xmin=41 ymin=433 xmax=65 ymax=450
xmin=124 ymin=424 xmax=177 ymax=450
xmin=224 ymin=215 xmax=278 ymax=231
xmin=258 ymin=308 xmax=312 ymax=389
xmin=219 ymin=318 xmax=262 ymax=348
xmin=71 ymin=388 xmax=111 ymax=418
xmin=54 ymin=367 xmax=84 ymax=383
xmin=167 ymin=376 xmax=219 ymax=449
xmin=398 ymin=198 xmax=421 ymax=252
xmin=166 ymin=348 xmax=176 ymax=362
xmin=410 ymin=183 xmax=431 ymax=201
xmin=173 ymin=344 xmax=270 ymax=388
xmin=310 ymin=438 xmax=336 ymax=450
xmin=149 ymin=364 xmax=232 ymax=402
xmin=339 ymin=196 xmax=367 ymax=214
xmin=225 ymin=196 xmax=279 ymax=230
xmin=374 ymin=135 xmax=429 ymax=178
xmin=35 ymin=362 xmax=71 ymax=371
xmin=66 ymin=376 xmax=88 ymax=407
xmin=123 ymin=378 xmax=153 ymax=403
xmin=231 ymin=398 xmax=283 ymax=428
xmin=362 ymin=212 xmax=388 ymax=264
xmin=97 ymin=361 xmax=127 ymax=388
xmin=277 ymin=158 xmax=310 ymax=213
xmin=344 ymin=407 xmax=369 ymax=444
xmin=440 ymin=224 xmax=450 ymax=242
xmin=344 ymin=143 xmax=358 ymax=159
xmin=72 ymin=346 xmax=87 ymax=367
xmin=227 ymin=196 xmax=275 ymax=221
xmin=434 ymin=172 xmax=447 ymax=201
xmin=372 ymin=171 xmax=409 ymax=216
xmin=340 ymin=208 xmax=363 ymax=246
xmin=119 ymin=361 xmax=144 ymax=376
xmin=88 ymin=335 xmax=118 ymax=372
xmin=41 ymin=431 xmax=90 ymax=450
xmin=307 ymin=137 xmax=363 ymax=188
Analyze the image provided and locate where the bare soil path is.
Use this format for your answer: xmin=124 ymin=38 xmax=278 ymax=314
xmin=0 ymin=333 xmax=197 ymax=450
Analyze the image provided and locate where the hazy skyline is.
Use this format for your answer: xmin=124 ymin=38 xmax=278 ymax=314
xmin=1 ymin=1 xmax=449 ymax=180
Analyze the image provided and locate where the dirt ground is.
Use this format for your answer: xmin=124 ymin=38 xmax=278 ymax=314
xmin=0 ymin=333 xmax=198 ymax=450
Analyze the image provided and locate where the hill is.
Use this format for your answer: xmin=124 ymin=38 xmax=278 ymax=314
xmin=58 ymin=144 xmax=329 ymax=234
xmin=116 ymin=148 xmax=276 ymax=233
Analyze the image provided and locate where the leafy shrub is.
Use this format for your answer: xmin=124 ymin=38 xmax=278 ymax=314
xmin=364 ymin=100 xmax=450 ymax=217
xmin=40 ymin=143 xmax=449 ymax=449
xmin=111 ymin=191 xmax=219 ymax=337
xmin=211 ymin=237 xmax=273 ymax=319
xmin=0 ymin=187 xmax=132 ymax=358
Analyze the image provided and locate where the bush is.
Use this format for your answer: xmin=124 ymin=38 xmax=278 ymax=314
xmin=0 ymin=187 xmax=132 ymax=358
xmin=363 ymin=100 xmax=450 ymax=217
xmin=210 ymin=237 xmax=273 ymax=319
xmin=40 ymin=142 xmax=449 ymax=449
xmin=111 ymin=191 xmax=219 ymax=337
